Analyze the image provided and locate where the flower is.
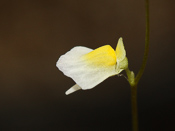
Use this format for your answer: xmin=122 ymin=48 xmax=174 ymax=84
xmin=56 ymin=37 xmax=128 ymax=95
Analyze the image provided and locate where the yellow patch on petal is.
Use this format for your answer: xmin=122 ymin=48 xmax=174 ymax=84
xmin=82 ymin=45 xmax=116 ymax=67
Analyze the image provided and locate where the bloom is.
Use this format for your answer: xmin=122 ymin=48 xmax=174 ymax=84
xmin=56 ymin=37 xmax=128 ymax=95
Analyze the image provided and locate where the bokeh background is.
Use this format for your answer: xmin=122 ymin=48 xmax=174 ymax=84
xmin=0 ymin=0 xmax=175 ymax=130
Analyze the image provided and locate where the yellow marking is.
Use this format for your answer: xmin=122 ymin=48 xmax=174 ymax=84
xmin=83 ymin=45 xmax=116 ymax=67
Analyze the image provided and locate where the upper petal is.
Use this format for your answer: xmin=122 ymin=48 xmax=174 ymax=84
xmin=115 ymin=37 xmax=126 ymax=62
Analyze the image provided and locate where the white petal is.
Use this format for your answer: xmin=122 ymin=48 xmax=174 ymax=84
xmin=56 ymin=46 xmax=93 ymax=77
xmin=65 ymin=84 xmax=81 ymax=95
xmin=57 ymin=46 xmax=120 ymax=90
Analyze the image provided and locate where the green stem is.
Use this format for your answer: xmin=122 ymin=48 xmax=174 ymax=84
xmin=131 ymin=85 xmax=138 ymax=131
xmin=125 ymin=0 xmax=150 ymax=131
xmin=135 ymin=0 xmax=150 ymax=84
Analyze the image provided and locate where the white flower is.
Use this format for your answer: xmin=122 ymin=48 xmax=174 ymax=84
xmin=56 ymin=37 xmax=128 ymax=95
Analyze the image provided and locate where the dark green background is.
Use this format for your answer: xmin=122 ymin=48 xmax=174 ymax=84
xmin=0 ymin=0 xmax=175 ymax=130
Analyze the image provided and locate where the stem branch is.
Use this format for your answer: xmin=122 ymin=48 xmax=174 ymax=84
xmin=135 ymin=0 xmax=150 ymax=84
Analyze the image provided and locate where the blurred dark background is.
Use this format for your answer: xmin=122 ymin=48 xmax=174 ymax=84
xmin=0 ymin=0 xmax=175 ymax=130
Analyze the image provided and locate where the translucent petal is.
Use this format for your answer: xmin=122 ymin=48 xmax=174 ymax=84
xmin=56 ymin=45 xmax=119 ymax=90
xmin=65 ymin=84 xmax=81 ymax=95
xmin=115 ymin=37 xmax=126 ymax=62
